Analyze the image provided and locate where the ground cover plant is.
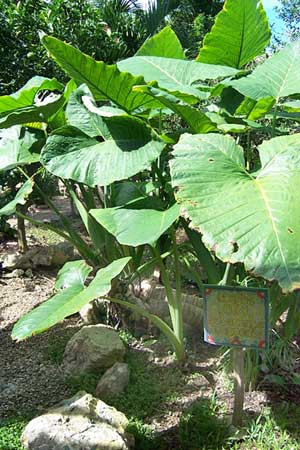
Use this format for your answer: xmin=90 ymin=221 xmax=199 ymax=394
xmin=1 ymin=0 xmax=300 ymax=447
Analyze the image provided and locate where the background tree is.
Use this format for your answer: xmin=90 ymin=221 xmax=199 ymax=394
xmin=276 ymin=0 xmax=300 ymax=40
xmin=168 ymin=0 xmax=223 ymax=58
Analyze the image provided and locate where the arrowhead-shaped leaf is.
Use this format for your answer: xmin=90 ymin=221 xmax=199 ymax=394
xmin=118 ymin=56 xmax=238 ymax=103
xmin=54 ymin=260 xmax=92 ymax=289
xmin=41 ymin=117 xmax=165 ymax=187
xmin=91 ymin=204 xmax=180 ymax=246
xmin=0 ymin=126 xmax=44 ymax=172
xmin=41 ymin=35 xmax=159 ymax=112
xmin=197 ymin=0 xmax=270 ymax=68
xmin=230 ymin=40 xmax=300 ymax=102
xmin=0 ymin=76 xmax=63 ymax=114
xmin=12 ymin=257 xmax=131 ymax=340
xmin=170 ymin=133 xmax=300 ymax=292
xmin=0 ymin=178 xmax=34 ymax=216
xmin=136 ymin=26 xmax=185 ymax=59
xmin=0 ymin=76 xmax=64 ymax=128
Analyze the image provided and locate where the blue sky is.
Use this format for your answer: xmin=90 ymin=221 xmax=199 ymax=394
xmin=261 ymin=0 xmax=285 ymax=37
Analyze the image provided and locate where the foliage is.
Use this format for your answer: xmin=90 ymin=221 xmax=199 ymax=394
xmin=276 ymin=0 xmax=300 ymax=40
xmin=2 ymin=0 xmax=300 ymax=364
xmin=0 ymin=417 xmax=27 ymax=450
xmin=178 ymin=396 xmax=228 ymax=449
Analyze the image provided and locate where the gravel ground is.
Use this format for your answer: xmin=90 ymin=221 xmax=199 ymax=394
xmin=0 ymin=269 xmax=81 ymax=419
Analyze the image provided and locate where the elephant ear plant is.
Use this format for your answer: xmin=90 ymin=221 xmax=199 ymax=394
xmin=6 ymin=0 xmax=300 ymax=364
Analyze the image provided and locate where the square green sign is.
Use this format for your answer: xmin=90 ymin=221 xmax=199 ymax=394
xmin=203 ymin=285 xmax=269 ymax=350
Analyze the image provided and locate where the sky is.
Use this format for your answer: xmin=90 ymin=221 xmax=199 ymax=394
xmin=261 ymin=0 xmax=285 ymax=37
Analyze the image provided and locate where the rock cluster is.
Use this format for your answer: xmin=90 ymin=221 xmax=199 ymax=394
xmin=1 ymin=242 xmax=74 ymax=269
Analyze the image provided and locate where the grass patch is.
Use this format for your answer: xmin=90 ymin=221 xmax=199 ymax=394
xmin=65 ymin=372 xmax=100 ymax=395
xmin=179 ymin=395 xmax=228 ymax=449
xmin=109 ymin=350 xmax=183 ymax=420
xmin=0 ymin=417 xmax=28 ymax=450
xmin=43 ymin=336 xmax=69 ymax=366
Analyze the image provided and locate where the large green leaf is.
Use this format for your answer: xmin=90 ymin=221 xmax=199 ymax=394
xmin=135 ymin=86 xmax=217 ymax=133
xmin=12 ymin=257 xmax=131 ymax=340
xmin=170 ymin=133 xmax=300 ymax=292
xmin=118 ymin=56 xmax=238 ymax=103
xmin=0 ymin=178 xmax=34 ymax=216
xmin=90 ymin=204 xmax=180 ymax=246
xmin=197 ymin=0 xmax=270 ymax=68
xmin=65 ymin=84 xmax=116 ymax=138
xmin=230 ymin=40 xmax=300 ymax=102
xmin=41 ymin=35 xmax=159 ymax=113
xmin=136 ymin=26 xmax=185 ymax=59
xmin=113 ymin=181 xmax=158 ymax=207
xmin=41 ymin=117 xmax=165 ymax=187
xmin=0 ymin=96 xmax=65 ymax=129
xmin=0 ymin=76 xmax=63 ymax=114
xmin=0 ymin=76 xmax=64 ymax=128
xmin=0 ymin=126 xmax=44 ymax=171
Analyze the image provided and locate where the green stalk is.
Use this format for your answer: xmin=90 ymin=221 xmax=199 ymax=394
xmin=246 ymin=131 xmax=251 ymax=171
xmin=271 ymin=106 xmax=278 ymax=138
xmin=108 ymin=296 xmax=185 ymax=361
xmin=19 ymin=169 xmax=98 ymax=264
xmin=15 ymin=211 xmax=72 ymax=243
xmin=151 ymin=245 xmax=186 ymax=361
xmin=171 ymin=227 xmax=184 ymax=344
xmin=219 ymin=262 xmax=231 ymax=286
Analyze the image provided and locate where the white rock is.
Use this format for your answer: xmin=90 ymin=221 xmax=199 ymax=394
xmin=22 ymin=391 xmax=133 ymax=450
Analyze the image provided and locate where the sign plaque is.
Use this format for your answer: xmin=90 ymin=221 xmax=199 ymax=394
xmin=203 ymin=284 xmax=269 ymax=350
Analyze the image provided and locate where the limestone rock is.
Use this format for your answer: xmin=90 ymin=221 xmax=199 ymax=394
xmin=1 ymin=242 xmax=75 ymax=270
xmin=51 ymin=242 xmax=75 ymax=266
xmin=21 ymin=391 xmax=133 ymax=450
xmin=96 ymin=363 xmax=130 ymax=399
xmin=62 ymin=325 xmax=126 ymax=375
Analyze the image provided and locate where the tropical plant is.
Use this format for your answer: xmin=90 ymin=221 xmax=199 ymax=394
xmin=3 ymin=0 xmax=300 ymax=365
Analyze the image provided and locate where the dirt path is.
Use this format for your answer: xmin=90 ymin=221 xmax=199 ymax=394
xmin=0 ymin=270 xmax=80 ymax=419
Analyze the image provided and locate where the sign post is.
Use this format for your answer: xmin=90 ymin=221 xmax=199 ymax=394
xmin=203 ymin=285 xmax=269 ymax=427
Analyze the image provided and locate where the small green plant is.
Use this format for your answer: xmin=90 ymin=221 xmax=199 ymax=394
xmin=126 ymin=419 xmax=160 ymax=450
xmin=0 ymin=417 xmax=28 ymax=450
xmin=119 ymin=329 xmax=136 ymax=346
xmin=43 ymin=336 xmax=69 ymax=366
xmin=228 ymin=407 xmax=300 ymax=450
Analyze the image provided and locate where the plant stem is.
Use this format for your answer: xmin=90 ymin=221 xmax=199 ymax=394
xmin=246 ymin=131 xmax=251 ymax=171
xmin=16 ymin=205 xmax=28 ymax=253
xmin=151 ymin=244 xmax=186 ymax=361
xmin=15 ymin=211 xmax=72 ymax=242
xmin=108 ymin=296 xmax=186 ymax=361
xmin=271 ymin=106 xmax=278 ymax=138
xmin=219 ymin=262 xmax=231 ymax=286
xmin=171 ymin=227 xmax=184 ymax=344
